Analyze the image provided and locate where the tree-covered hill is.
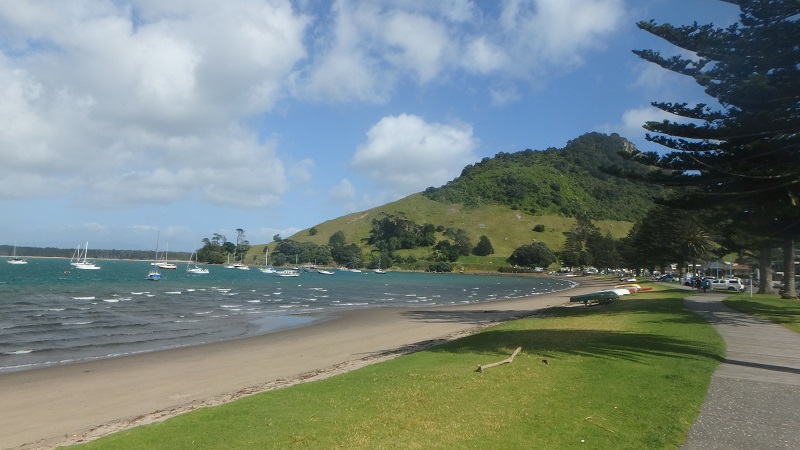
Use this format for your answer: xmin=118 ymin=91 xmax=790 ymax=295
xmin=267 ymin=132 xmax=655 ymax=270
xmin=422 ymin=132 xmax=662 ymax=222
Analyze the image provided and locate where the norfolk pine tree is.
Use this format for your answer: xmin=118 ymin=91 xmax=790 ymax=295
xmin=623 ymin=1 xmax=800 ymax=297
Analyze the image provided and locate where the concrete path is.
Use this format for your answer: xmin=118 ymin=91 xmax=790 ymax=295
xmin=681 ymin=293 xmax=800 ymax=449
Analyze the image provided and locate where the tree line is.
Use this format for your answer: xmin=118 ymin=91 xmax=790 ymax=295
xmin=259 ymin=214 xmax=495 ymax=272
xmin=0 ymin=245 xmax=191 ymax=261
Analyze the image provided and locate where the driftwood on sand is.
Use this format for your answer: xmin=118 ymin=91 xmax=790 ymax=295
xmin=476 ymin=347 xmax=522 ymax=373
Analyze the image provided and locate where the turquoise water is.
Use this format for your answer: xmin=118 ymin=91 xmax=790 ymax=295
xmin=0 ymin=258 xmax=575 ymax=373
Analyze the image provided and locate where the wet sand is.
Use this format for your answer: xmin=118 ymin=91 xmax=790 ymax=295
xmin=1 ymin=277 xmax=614 ymax=449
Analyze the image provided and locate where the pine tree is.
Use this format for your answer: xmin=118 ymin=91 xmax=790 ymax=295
xmin=625 ymin=0 xmax=800 ymax=297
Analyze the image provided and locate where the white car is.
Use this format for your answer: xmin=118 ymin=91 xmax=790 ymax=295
xmin=710 ymin=278 xmax=745 ymax=291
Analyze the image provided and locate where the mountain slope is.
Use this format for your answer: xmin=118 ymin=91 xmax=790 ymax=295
xmin=283 ymin=193 xmax=631 ymax=259
xmin=279 ymin=133 xmax=653 ymax=261
xmin=422 ymin=132 xmax=660 ymax=222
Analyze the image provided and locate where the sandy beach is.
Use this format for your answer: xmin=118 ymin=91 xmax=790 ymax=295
xmin=1 ymin=277 xmax=614 ymax=449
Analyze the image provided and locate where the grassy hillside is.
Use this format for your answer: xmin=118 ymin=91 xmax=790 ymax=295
xmin=263 ymin=194 xmax=631 ymax=264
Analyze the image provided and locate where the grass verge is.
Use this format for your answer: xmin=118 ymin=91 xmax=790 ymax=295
xmin=75 ymin=286 xmax=722 ymax=449
xmin=724 ymin=293 xmax=800 ymax=333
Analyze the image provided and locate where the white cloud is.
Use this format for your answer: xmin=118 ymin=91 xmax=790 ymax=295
xmin=382 ymin=11 xmax=450 ymax=83
xmin=0 ymin=0 xmax=307 ymax=208
xmin=619 ymin=106 xmax=674 ymax=134
xmin=351 ymin=114 xmax=477 ymax=197
xmin=463 ymin=36 xmax=509 ymax=75
xmin=84 ymin=127 xmax=287 ymax=209
xmin=492 ymin=0 xmax=626 ymax=75
xmin=596 ymin=105 xmax=676 ymax=145
xmin=0 ymin=0 xmax=629 ymax=216
xmin=297 ymin=0 xmax=626 ymax=104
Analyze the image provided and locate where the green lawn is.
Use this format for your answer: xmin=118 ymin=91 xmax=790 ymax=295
xmin=724 ymin=293 xmax=800 ymax=333
xmin=76 ymin=286 xmax=723 ymax=449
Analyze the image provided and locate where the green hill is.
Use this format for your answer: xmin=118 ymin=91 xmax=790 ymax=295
xmin=422 ymin=132 xmax=660 ymax=222
xmin=251 ymin=133 xmax=658 ymax=270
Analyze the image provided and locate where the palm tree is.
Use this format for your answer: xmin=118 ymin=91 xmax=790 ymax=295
xmin=679 ymin=225 xmax=716 ymax=279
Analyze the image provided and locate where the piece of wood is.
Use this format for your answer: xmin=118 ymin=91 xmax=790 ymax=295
xmin=476 ymin=347 xmax=522 ymax=373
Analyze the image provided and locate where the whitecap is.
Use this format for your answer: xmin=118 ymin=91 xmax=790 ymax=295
xmin=4 ymin=349 xmax=33 ymax=355
xmin=71 ymin=296 xmax=95 ymax=300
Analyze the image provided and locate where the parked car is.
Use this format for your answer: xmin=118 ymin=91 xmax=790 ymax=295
xmin=710 ymin=278 xmax=745 ymax=292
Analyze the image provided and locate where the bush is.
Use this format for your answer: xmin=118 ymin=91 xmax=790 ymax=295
xmin=533 ymin=224 xmax=546 ymax=232
xmin=427 ymin=262 xmax=453 ymax=272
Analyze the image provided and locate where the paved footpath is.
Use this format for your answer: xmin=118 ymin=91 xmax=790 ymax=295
xmin=681 ymin=292 xmax=800 ymax=449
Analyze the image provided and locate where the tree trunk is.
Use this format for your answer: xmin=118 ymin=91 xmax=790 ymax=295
xmin=757 ymin=244 xmax=775 ymax=295
xmin=782 ymin=235 xmax=797 ymax=299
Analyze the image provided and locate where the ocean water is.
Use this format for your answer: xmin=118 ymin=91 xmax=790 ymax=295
xmin=0 ymin=258 xmax=575 ymax=373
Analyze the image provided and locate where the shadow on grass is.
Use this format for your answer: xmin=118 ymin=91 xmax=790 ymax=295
xmin=400 ymin=296 xmax=710 ymax=327
xmin=426 ymin=328 xmax=724 ymax=364
xmin=396 ymin=297 xmax=723 ymax=364
xmin=399 ymin=309 xmax=550 ymax=325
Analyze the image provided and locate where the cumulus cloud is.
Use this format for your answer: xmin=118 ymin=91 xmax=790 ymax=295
xmin=0 ymin=0 xmax=628 ymax=213
xmin=463 ymin=0 xmax=625 ymax=77
xmin=0 ymin=0 xmax=306 ymax=207
xmin=298 ymin=0 xmax=626 ymax=104
xmin=351 ymin=114 xmax=477 ymax=197
xmin=88 ymin=128 xmax=287 ymax=208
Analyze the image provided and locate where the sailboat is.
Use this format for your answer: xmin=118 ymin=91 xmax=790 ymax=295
xmin=223 ymin=253 xmax=235 ymax=269
xmin=232 ymin=252 xmax=249 ymax=270
xmin=259 ymin=249 xmax=276 ymax=274
xmin=70 ymin=242 xmax=101 ymax=270
xmin=147 ymin=235 xmax=163 ymax=281
xmin=151 ymin=244 xmax=177 ymax=270
xmin=187 ymin=251 xmax=209 ymax=274
xmin=7 ymin=243 xmax=28 ymax=265
xmin=374 ymin=257 xmax=387 ymax=274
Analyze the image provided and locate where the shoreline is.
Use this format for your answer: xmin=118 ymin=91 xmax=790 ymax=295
xmin=1 ymin=277 xmax=614 ymax=449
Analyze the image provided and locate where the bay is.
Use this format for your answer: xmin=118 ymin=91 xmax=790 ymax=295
xmin=0 ymin=258 xmax=574 ymax=373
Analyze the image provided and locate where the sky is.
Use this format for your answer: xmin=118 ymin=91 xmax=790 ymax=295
xmin=0 ymin=0 xmax=741 ymax=252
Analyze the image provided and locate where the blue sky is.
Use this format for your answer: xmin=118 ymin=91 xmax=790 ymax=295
xmin=0 ymin=0 xmax=740 ymax=252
